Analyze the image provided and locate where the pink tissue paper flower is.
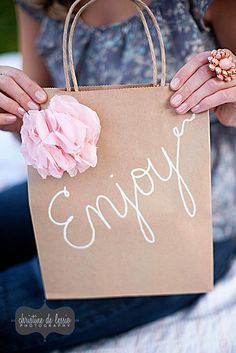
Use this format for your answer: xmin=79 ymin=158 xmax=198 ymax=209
xmin=20 ymin=95 xmax=101 ymax=179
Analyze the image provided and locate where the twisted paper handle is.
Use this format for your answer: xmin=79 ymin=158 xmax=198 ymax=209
xmin=63 ymin=0 xmax=167 ymax=91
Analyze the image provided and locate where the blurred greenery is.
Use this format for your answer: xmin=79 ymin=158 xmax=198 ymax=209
xmin=0 ymin=0 xmax=18 ymax=53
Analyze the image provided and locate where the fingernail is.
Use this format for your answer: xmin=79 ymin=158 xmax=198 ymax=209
xmin=191 ymin=105 xmax=200 ymax=113
xmin=18 ymin=107 xmax=26 ymax=116
xmin=176 ymin=102 xmax=188 ymax=113
xmin=28 ymin=101 xmax=39 ymax=110
xmin=170 ymin=94 xmax=182 ymax=106
xmin=5 ymin=116 xmax=17 ymax=123
xmin=35 ymin=90 xmax=47 ymax=102
xmin=170 ymin=77 xmax=180 ymax=90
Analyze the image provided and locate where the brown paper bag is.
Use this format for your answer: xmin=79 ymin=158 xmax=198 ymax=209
xmin=27 ymin=0 xmax=213 ymax=299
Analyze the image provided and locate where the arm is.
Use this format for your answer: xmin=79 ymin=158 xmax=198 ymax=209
xmin=170 ymin=0 xmax=236 ymax=127
xmin=17 ymin=6 xmax=53 ymax=86
xmin=204 ymin=0 xmax=236 ymax=54
xmin=0 ymin=6 xmax=51 ymax=132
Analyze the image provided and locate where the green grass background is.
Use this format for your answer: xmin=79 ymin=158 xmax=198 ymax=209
xmin=0 ymin=0 xmax=18 ymax=53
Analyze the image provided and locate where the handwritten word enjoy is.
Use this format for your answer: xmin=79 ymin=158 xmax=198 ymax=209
xmin=48 ymin=114 xmax=197 ymax=250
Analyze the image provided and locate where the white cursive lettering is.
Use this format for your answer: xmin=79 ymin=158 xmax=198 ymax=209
xmin=48 ymin=114 xmax=197 ymax=249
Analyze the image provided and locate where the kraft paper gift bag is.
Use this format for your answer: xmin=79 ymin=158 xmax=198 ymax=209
xmin=24 ymin=0 xmax=213 ymax=299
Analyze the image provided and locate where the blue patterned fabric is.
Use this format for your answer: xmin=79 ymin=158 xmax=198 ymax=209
xmin=16 ymin=0 xmax=236 ymax=241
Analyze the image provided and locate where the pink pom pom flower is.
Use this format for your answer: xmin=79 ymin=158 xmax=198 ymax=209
xmin=20 ymin=95 xmax=101 ymax=179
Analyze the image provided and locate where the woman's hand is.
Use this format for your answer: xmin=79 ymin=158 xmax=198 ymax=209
xmin=0 ymin=66 xmax=47 ymax=133
xmin=170 ymin=50 xmax=236 ymax=127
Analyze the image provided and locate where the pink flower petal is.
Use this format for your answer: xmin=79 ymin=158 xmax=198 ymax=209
xmin=79 ymin=143 xmax=98 ymax=167
xmin=35 ymin=111 xmax=50 ymax=140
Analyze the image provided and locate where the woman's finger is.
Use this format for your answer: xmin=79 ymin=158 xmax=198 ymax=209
xmin=0 ymin=66 xmax=47 ymax=104
xmin=0 ymin=75 xmax=39 ymax=113
xmin=0 ymin=113 xmax=17 ymax=125
xmin=190 ymin=86 xmax=236 ymax=113
xmin=170 ymin=51 xmax=211 ymax=90
xmin=0 ymin=92 xmax=27 ymax=119
xmin=174 ymin=77 xmax=236 ymax=114
xmin=170 ymin=64 xmax=215 ymax=108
